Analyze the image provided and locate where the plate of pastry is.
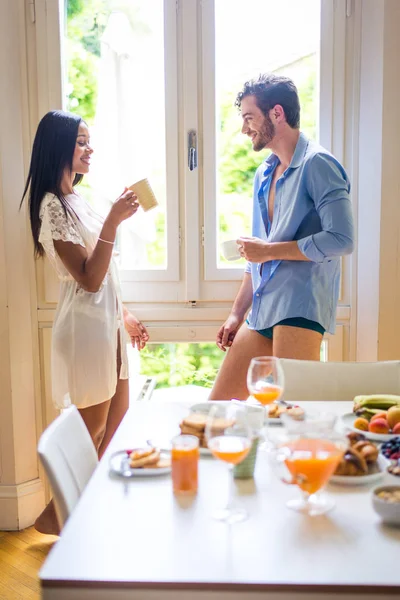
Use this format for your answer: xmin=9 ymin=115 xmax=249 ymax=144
xmin=186 ymin=401 xmax=252 ymax=455
xmin=266 ymin=403 xmax=305 ymax=423
xmin=181 ymin=404 xmax=235 ymax=455
xmin=109 ymin=447 xmax=171 ymax=477
xmin=330 ymin=433 xmax=389 ymax=485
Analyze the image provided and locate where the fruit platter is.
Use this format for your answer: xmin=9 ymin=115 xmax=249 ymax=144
xmin=340 ymin=394 xmax=400 ymax=442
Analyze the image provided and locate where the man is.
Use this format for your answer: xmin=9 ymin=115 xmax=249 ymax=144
xmin=209 ymin=73 xmax=354 ymax=401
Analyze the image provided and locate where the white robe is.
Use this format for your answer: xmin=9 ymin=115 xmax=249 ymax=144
xmin=39 ymin=192 xmax=129 ymax=410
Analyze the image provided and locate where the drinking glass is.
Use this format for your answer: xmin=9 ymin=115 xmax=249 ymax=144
xmin=205 ymin=403 xmax=253 ymax=524
xmin=171 ymin=434 xmax=199 ymax=495
xmin=268 ymin=411 xmax=346 ymax=516
xmin=247 ymin=356 xmax=284 ymax=448
xmin=247 ymin=356 xmax=284 ymax=408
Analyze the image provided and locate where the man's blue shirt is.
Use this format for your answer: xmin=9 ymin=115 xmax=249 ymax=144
xmin=245 ymin=132 xmax=354 ymax=335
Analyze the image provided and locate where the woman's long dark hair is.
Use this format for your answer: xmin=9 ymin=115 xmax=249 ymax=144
xmin=20 ymin=110 xmax=84 ymax=256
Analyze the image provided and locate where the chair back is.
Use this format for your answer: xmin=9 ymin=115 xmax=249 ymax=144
xmin=280 ymin=359 xmax=400 ymax=402
xmin=38 ymin=405 xmax=98 ymax=528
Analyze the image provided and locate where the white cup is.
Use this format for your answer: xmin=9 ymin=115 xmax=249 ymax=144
xmin=221 ymin=239 xmax=241 ymax=261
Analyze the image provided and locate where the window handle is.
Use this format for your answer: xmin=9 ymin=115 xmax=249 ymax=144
xmin=188 ymin=130 xmax=197 ymax=171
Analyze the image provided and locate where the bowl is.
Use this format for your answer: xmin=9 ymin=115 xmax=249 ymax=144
xmin=372 ymin=485 xmax=400 ymax=525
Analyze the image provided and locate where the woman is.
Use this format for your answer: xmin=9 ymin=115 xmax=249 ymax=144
xmin=21 ymin=110 xmax=149 ymax=534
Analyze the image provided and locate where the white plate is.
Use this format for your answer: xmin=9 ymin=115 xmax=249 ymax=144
xmin=159 ymin=443 xmax=212 ymax=457
xmin=109 ymin=450 xmax=171 ymax=477
xmin=340 ymin=413 xmax=396 ymax=442
xmin=190 ymin=400 xmax=269 ymax=453
xmin=190 ymin=401 xmax=231 ymax=413
xmin=265 ymin=416 xmax=284 ymax=426
xmin=244 ymin=397 xmax=282 ymax=425
xmin=330 ymin=454 xmax=390 ymax=486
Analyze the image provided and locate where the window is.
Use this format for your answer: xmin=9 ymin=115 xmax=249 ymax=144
xmin=203 ymin=0 xmax=321 ymax=279
xmin=61 ymin=0 xmax=180 ymax=302
xmin=65 ymin=2 xmax=169 ymax=271
xmin=35 ymin=0 xmax=351 ymax=359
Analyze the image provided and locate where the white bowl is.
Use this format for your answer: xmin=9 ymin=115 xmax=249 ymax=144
xmin=372 ymin=485 xmax=400 ymax=525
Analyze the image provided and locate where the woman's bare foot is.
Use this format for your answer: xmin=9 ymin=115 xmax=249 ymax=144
xmin=34 ymin=499 xmax=60 ymax=536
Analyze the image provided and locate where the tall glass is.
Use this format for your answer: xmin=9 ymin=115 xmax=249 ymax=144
xmin=268 ymin=411 xmax=346 ymax=516
xmin=205 ymin=403 xmax=252 ymax=524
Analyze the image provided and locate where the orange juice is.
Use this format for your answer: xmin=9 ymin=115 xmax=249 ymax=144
xmin=171 ymin=442 xmax=199 ymax=495
xmin=284 ymin=438 xmax=343 ymax=494
xmin=208 ymin=436 xmax=251 ymax=464
xmin=252 ymin=384 xmax=283 ymax=405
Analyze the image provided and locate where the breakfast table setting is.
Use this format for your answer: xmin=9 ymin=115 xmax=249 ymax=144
xmin=40 ymin=362 xmax=400 ymax=600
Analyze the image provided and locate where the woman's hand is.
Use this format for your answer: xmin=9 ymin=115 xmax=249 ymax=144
xmin=107 ymin=189 xmax=139 ymax=226
xmin=216 ymin=313 xmax=242 ymax=351
xmin=124 ymin=311 xmax=149 ymax=351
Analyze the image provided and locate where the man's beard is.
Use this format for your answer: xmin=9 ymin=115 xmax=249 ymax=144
xmin=252 ymin=115 xmax=275 ymax=151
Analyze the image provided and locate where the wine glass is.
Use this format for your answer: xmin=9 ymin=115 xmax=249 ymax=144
xmin=205 ymin=403 xmax=253 ymax=524
xmin=247 ymin=356 xmax=284 ymax=408
xmin=247 ymin=356 xmax=284 ymax=447
xmin=268 ymin=411 xmax=346 ymax=516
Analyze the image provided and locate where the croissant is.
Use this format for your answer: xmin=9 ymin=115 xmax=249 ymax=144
xmin=347 ymin=431 xmax=366 ymax=445
xmin=334 ymin=447 xmax=368 ymax=476
xmin=268 ymin=404 xmax=281 ymax=418
xmin=352 ymin=440 xmax=379 ymax=464
xmin=268 ymin=404 xmax=286 ymax=418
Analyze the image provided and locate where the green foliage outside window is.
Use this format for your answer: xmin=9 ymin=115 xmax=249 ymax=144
xmin=138 ymin=343 xmax=224 ymax=389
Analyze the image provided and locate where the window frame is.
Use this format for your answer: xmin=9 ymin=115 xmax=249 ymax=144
xmin=34 ymin=0 xmax=353 ymax=359
xmin=35 ymin=0 xmax=182 ymax=302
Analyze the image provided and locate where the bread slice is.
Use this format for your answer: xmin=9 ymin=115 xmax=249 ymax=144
xmin=129 ymin=449 xmax=160 ymax=468
xmin=130 ymin=447 xmax=155 ymax=461
xmin=179 ymin=428 xmax=203 ymax=439
xmin=181 ymin=413 xmax=208 ymax=431
xmin=147 ymin=457 xmax=171 ymax=469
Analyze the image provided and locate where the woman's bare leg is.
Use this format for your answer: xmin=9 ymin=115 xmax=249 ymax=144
xmin=98 ymin=377 xmax=129 ymax=459
xmin=209 ymin=324 xmax=273 ymax=401
xmin=78 ymin=399 xmax=112 ymax=451
xmin=98 ymin=336 xmax=128 ymax=458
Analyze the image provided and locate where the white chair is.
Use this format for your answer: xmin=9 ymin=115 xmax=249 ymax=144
xmin=38 ymin=405 xmax=98 ymax=529
xmin=280 ymin=359 xmax=400 ymax=402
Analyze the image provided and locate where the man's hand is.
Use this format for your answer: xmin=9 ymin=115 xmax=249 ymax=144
xmin=216 ymin=314 xmax=242 ymax=352
xmin=237 ymin=236 xmax=270 ymax=263
xmin=123 ymin=311 xmax=149 ymax=350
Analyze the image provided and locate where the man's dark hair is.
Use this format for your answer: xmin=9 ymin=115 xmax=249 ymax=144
xmin=235 ymin=73 xmax=300 ymax=129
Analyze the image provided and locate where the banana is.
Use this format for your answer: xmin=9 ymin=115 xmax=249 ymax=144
xmin=353 ymin=394 xmax=400 ymax=413
xmin=354 ymin=407 xmax=387 ymax=420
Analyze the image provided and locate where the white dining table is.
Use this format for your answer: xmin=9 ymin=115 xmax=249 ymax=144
xmin=40 ymin=400 xmax=400 ymax=600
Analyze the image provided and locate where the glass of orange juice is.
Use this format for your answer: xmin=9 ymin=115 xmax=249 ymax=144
xmin=247 ymin=356 xmax=284 ymax=448
xmin=247 ymin=356 xmax=284 ymax=407
xmin=205 ymin=403 xmax=253 ymax=524
xmin=171 ymin=435 xmax=199 ymax=495
xmin=269 ymin=411 xmax=346 ymax=515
